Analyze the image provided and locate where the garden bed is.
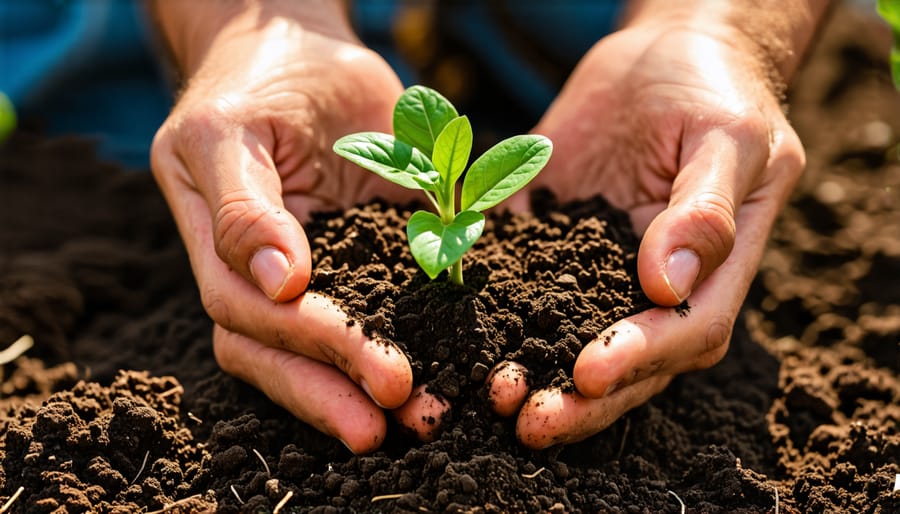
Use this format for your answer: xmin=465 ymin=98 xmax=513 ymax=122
xmin=1 ymin=4 xmax=899 ymax=513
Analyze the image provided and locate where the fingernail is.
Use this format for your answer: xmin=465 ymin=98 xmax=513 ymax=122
xmin=338 ymin=438 xmax=358 ymax=455
xmin=664 ymin=248 xmax=700 ymax=303
xmin=360 ymin=379 xmax=387 ymax=409
xmin=250 ymin=247 xmax=292 ymax=300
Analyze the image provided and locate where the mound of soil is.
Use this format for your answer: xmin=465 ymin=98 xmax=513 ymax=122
xmin=1 ymin=4 xmax=898 ymax=513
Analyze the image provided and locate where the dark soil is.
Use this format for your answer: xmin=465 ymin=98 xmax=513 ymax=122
xmin=1 ymin=4 xmax=899 ymax=513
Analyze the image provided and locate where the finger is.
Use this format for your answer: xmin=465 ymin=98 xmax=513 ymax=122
xmin=153 ymin=101 xmax=310 ymax=302
xmin=486 ymin=361 xmax=530 ymax=417
xmin=221 ymin=289 xmax=414 ymax=410
xmin=392 ymin=385 xmax=449 ymax=442
xmin=159 ymin=120 xmax=416 ymax=405
xmin=575 ymin=120 xmax=805 ymax=398
xmin=637 ymin=112 xmax=772 ymax=305
xmin=213 ymin=325 xmax=387 ymax=454
xmin=574 ymin=208 xmax=758 ymax=399
xmin=158 ymin=173 xmax=413 ymax=408
xmin=516 ymin=375 xmax=672 ymax=450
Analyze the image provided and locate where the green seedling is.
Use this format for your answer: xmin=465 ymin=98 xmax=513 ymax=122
xmin=878 ymin=0 xmax=900 ymax=89
xmin=0 ymin=92 xmax=16 ymax=143
xmin=333 ymin=85 xmax=552 ymax=285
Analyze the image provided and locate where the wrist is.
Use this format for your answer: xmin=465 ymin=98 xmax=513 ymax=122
xmin=621 ymin=0 xmax=830 ymax=89
xmin=148 ymin=0 xmax=358 ymax=78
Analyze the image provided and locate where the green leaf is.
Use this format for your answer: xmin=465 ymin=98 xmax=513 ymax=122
xmin=878 ymin=0 xmax=900 ymax=28
xmin=393 ymin=85 xmax=459 ymax=157
xmin=878 ymin=0 xmax=900 ymax=90
xmin=407 ymin=210 xmax=485 ymax=279
xmin=333 ymin=132 xmax=438 ymax=190
xmin=461 ymin=135 xmax=552 ymax=212
xmin=0 ymin=92 xmax=15 ymax=144
xmin=432 ymin=115 xmax=473 ymax=186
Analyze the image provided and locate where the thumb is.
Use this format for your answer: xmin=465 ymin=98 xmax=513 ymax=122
xmin=165 ymin=107 xmax=311 ymax=302
xmin=638 ymin=121 xmax=769 ymax=306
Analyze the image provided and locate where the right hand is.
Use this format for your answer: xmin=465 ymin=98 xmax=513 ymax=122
xmin=150 ymin=3 xmax=446 ymax=454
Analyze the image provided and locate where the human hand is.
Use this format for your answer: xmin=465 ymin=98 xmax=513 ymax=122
xmin=149 ymin=2 xmax=446 ymax=453
xmin=489 ymin=2 xmax=824 ymax=449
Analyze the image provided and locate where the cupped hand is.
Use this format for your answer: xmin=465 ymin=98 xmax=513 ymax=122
xmin=490 ymin=22 xmax=806 ymax=448
xmin=150 ymin=6 xmax=446 ymax=453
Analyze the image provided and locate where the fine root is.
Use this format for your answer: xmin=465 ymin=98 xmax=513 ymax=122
xmin=131 ymin=451 xmax=150 ymax=485
xmin=521 ymin=467 xmax=547 ymax=479
xmin=0 ymin=335 xmax=34 ymax=365
xmin=371 ymin=493 xmax=405 ymax=503
xmin=253 ymin=448 xmax=271 ymax=477
xmin=273 ymin=490 xmax=293 ymax=514
xmin=0 ymin=486 xmax=24 ymax=514
xmin=667 ymin=490 xmax=685 ymax=514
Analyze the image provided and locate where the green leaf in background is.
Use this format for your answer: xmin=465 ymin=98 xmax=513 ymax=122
xmin=878 ymin=0 xmax=900 ymax=89
xmin=407 ymin=210 xmax=485 ymax=279
xmin=393 ymin=85 xmax=459 ymax=157
xmin=461 ymin=135 xmax=553 ymax=212
xmin=333 ymin=132 xmax=438 ymax=190
xmin=0 ymin=92 xmax=16 ymax=143
xmin=432 ymin=115 xmax=473 ymax=187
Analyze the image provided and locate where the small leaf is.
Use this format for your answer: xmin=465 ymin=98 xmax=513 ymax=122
xmin=878 ymin=0 xmax=900 ymax=28
xmin=432 ymin=115 xmax=473 ymax=187
xmin=407 ymin=210 xmax=485 ymax=279
xmin=878 ymin=0 xmax=900 ymax=89
xmin=461 ymin=135 xmax=552 ymax=212
xmin=333 ymin=132 xmax=437 ymax=190
xmin=393 ymin=86 xmax=459 ymax=156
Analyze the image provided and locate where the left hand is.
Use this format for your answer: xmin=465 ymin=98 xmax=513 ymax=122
xmin=489 ymin=18 xmax=806 ymax=449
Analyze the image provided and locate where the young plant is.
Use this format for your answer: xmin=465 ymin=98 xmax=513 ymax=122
xmin=333 ymin=85 xmax=552 ymax=285
xmin=878 ymin=0 xmax=900 ymax=89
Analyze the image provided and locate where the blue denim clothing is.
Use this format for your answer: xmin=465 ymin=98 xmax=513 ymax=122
xmin=1 ymin=0 xmax=624 ymax=169
xmin=1 ymin=0 xmax=172 ymax=168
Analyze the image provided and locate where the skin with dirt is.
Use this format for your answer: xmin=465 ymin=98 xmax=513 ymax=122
xmin=1 ymin=5 xmax=899 ymax=513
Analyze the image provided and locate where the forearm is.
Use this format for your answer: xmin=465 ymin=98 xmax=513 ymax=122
xmin=146 ymin=0 xmax=357 ymax=77
xmin=621 ymin=0 xmax=831 ymax=86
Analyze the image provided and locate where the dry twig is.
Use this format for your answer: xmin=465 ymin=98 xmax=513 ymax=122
xmin=0 ymin=335 xmax=33 ymax=365
xmin=252 ymin=448 xmax=271 ymax=477
xmin=371 ymin=493 xmax=405 ymax=503
xmin=0 ymin=486 xmax=24 ymax=514
xmin=230 ymin=485 xmax=245 ymax=504
xmin=667 ymin=490 xmax=685 ymax=514
xmin=131 ymin=451 xmax=150 ymax=484
xmin=272 ymin=490 xmax=293 ymax=514
xmin=521 ymin=467 xmax=547 ymax=479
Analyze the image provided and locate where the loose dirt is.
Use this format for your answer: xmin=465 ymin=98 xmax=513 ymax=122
xmin=1 ymin=4 xmax=898 ymax=513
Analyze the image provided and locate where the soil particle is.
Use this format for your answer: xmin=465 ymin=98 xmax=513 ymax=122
xmin=1 ymin=4 xmax=899 ymax=513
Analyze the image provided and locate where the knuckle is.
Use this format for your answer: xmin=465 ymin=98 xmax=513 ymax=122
xmin=213 ymin=194 xmax=269 ymax=265
xmin=732 ymin=109 xmax=769 ymax=142
xmin=201 ymin=285 xmax=233 ymax=330
xmin=211 ymin=333 xmax=234 ymax=373
xmin=171 ymin=97 xmax=244 ymax=156
xmin=149 ymin=123 xmax=184 ymax=189
xmin=769 ymin=127 xmax=806 ymax=188
xmin=704 ymin=316 xmax=733 ymax=354
xmin=688 ymin=191 xmax=737 ymax=257
xmin=691 ymin=315 xmax=733 ymax=370
xmin=316 ymin=341 xmax=356 ymax=380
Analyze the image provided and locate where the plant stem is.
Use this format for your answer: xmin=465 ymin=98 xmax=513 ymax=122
xmin=437 ymin=183 xmax=464 ymax=285
xmin=449 ymin=258 xmax=464 ymax=285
